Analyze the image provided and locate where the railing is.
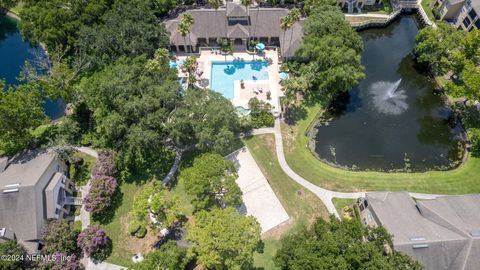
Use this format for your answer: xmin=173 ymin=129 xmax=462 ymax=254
xmin=64 ymin=197 xmax=83 ymax=205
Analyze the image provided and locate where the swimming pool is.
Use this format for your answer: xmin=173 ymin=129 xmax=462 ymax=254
xmin=210 ymin=61 xmax=269 ymax=99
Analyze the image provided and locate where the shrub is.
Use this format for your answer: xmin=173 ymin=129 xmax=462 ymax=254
xmin=92 ymin=150 xmax=115 ymax=178
xmin=250 ymin=112 xmax=275 ymax=128
xmin=469 ymin=128 xmax=480 ymax=157
xmin=135 ymin=226 xmax=147 ymax=238
xmin=128 ymin=219 xmax=142 ymax=235
xmin=77 ymin=225 xmax=111 ymax=261
xmin=38 ymin=252 xmax=83 ymax=270
xmin=84 ymin=176 xmax=118 ymax=215
xmin=42 ymin=220 xmax=80 ymax=256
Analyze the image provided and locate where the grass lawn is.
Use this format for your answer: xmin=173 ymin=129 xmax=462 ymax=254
xmin=421 ymin=0 xmax=435 ymax=20
xmin=69 ymin=151 xmax=96 ymax=186
xmin=243 ymin=135 xmax=330 ymax=269
xmin=332 ymin=198 xmax=356 ymax=215
xmin=282 ymin=104 xmax=480 ymax=194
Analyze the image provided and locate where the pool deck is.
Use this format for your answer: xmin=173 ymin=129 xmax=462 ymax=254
xmin=177 ymin=49 xmax=283 ymax=114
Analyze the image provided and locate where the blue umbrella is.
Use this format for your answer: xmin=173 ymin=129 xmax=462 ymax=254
xmin=279 ymin=72 xmax=289 ymax=80
xmin=169 ymin=60 xmax=177 ymax=69
xmin=255 ymin=43 xmax=266 ymax=51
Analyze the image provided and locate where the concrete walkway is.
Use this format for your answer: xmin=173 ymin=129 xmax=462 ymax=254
xmin=249 ymin=119 xmax=445 ymax=218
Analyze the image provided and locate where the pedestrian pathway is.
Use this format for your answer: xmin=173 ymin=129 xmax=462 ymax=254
xmin=249 ymin=120 xmax=445 ymax=218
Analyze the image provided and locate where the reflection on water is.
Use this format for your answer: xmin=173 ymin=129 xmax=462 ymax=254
xmin=308 ymin=16 xmax=465 ymax=172
xmin=0 ymin=15 xmax=65 ymax=119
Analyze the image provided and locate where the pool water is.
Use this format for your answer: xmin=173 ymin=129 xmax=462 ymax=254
xmin=210 ymin=61 xmax=269 ymax=99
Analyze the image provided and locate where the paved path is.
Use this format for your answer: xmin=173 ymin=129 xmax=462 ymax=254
xmin=249 ymin=120 xmax=445 ymax=218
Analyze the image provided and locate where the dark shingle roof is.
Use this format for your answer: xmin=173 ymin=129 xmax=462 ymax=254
xmin=366 ymin=192 xmax=480 ymax=270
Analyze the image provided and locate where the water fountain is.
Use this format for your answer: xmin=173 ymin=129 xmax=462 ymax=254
xmin=370 ymin=79 xmax=408 ymax=115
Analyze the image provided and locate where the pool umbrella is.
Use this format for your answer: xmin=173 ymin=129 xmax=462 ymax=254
xmin=279 ymin=72 xmax=289 ymax=80
xmin=255 ymin=43 xmax=266 ymax=51
xmin=169 ymin=60 xmax=177 ymax=69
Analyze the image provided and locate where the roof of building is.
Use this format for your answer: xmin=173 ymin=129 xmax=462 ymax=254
xmin=472 ymin=0 xmax=480 ymax=13
xmin=366 ymin=192 xmax=480 ymax=270
xmin=0 ymin=150 xmax=59 ymax=252
xmin=226 ymin=2 xmax=247 ymax=17
xmin=164 ymin=6 xmax=303 ymax=57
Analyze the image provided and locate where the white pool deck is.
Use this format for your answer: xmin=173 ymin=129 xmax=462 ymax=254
xmin=226 ymin=147 xmax=290 ymax=234
xmin=177 ymin=49 xmax=283 ymax=114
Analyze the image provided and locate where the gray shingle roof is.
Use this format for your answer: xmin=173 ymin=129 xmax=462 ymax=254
xmin=226 ymin=2 xmax=247 ymax=17
xmin=366 ymin=192 xmax=480 ymax=270
xmin=0 ymin=150 xmax=59 ymax=253
xmin=164 ymin=7 xmax=303 ymax=57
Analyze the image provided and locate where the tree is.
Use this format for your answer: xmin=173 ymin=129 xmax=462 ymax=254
xmin=42 ymin=220 xmax=80 ymax=256
xmin=145 ymin=48 xmax=170 ymax=73
xmin=78 ymin=56 xmax=180 ymax=177
xmin=149 ymin=187 xmax=184 ymax=229
xmin=241 ymin=0 xmax=253 ymax=47
xmin=294 ymin=5 xmax=364 ymax=105
xmin=252 ymin=0 xmax=263 ymax=43
xmin=179 ymin=153 xmax=242 ymax=211
xmin=181 ymin=56 xmax=198 ymax=88
xmin=178 ymin=13 xmax=194 ymax=55
xmin=84 ymin=176 xmax=118 ymax=215
xmin=0 ymin=0 xmax=18 ymax=9
xmin=303 ymin=0 xmax=336 ymax=14
xmin=280 ymin=16 xmax=290 ymax=59
xmin=414 ymin=22 xmax=465 ymax=76
xmin=38 ymin=252 xmax=83 ymax=270
xmin=170 ymin=89 xmax=239 ymax=153
xmin=0 ymin=240 xmax=25 ymax=270
xmin=0 ymin=82 xmax=45 ymax=155
xmin=136 ymin=241 xmax=189 ymax=270
xmin=287 ymin=8 xmax=301 ymax=62
xmin=92 ymin=150 xmax=116 ymax=178
xmin=77 ymin=225 xmax=111 ymax=261
xmin=76 ymin=0 xmax=169 ymax=69
xmin=186 ymin=207 xmax=261 ymax=270
xmin=274 ymin=217 xmax=422 ymax=270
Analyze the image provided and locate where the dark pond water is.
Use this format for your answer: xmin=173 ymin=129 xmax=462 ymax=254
xmin=0 ymin=15 xmax=65 ymax=119
xmin=308 ymin=16 xmax=465 ymax=172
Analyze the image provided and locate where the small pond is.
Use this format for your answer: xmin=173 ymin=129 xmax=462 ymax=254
xmin=308 ymin=16 xmax=465 ymax=172
xmin=0 ymin=15 xmax=65 ymax=119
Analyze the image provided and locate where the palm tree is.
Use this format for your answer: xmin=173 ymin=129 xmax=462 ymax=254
xmin=280 ymin=15 xmax=290 ymax=60
xmin=177 ymin=20 xmax=190 ymax=55
xmin=241 ymin=0 xmax=254 ymax=50
xmin=252 ymin=0 xmax=263 ymax=44
xmin=209 ymin=0 xmax=224 ymax=44
xmin=183 ymin=13 xmax=195 ymax=55
xmin=286 ymin=8 xmax=301 ymax=61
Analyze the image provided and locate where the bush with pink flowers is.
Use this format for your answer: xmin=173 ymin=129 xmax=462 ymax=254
xmin=92 ymin=151 xmax=116 ymax=178
xmin=84 ymin=176 xmax=117 ymax=215
xmin=77 ymin=225 xmax=111 ymax=261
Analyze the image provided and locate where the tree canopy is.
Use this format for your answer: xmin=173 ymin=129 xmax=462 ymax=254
xmin=0 ymin=240 xmax=25 ymax=270
xmin=42 ymin=220 xmax=80 ymax=256
xmin=78 ymin=55 xmax=180 ymax=176
xmin=170 ymin=89 xmax=239 ymax=153
xmin=0 ymin=82 xmax=45 ymax=155
xmin=179 ymin=152 xmax=242 ymax=211
xmin=0 ymin=0 xmax=17 ymax=9
xmin=287 ymin=5 xmax=364 ymax=106
xmin=186 ymin=207 xmax=262 ymax=270
xmin=274 ymin=217 xmax=422 ymax=270
xmin=136 ymin=240 xmax=190 ymax=270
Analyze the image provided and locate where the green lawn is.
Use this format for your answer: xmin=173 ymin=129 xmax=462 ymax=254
xmin=421 ymin=0 xmax=435 ymax=20
xmin=69 ymin=151 xmax=96 ymax=186
xmin=282 ymin=104 xmax=480 ymax=194
xmin=243 ymin=135 xmax=330 ymax=269
xmin=332 ymin=198 xmax=356 ymax=215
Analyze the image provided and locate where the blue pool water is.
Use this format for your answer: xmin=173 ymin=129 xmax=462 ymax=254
xmin=210 ymin=61 xmax=269 ymax=99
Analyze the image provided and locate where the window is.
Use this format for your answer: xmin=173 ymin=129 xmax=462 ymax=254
xmin=468 ymin=8 xmax=477 ymax=20
xmin=463 ymin=16 xmax=472 ymax=28
xmin=475 ymin=18 xmax=480 ymax=28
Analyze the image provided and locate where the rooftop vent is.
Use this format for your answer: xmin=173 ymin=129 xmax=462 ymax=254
xmin=469 ymin=230 xmax=480 ymax=237
xmin=3 ymin=188 xmax=19 ymax=193
xmin=4 ymin=183 xmax=19 ymax=188
xmin=409 ymin=237 xmax=426 ymax=241
xmin=412 ymin=244 xmax=429 ymax=249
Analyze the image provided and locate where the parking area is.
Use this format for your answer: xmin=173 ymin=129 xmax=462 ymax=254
xmin=226 ymin=147 xmax=289 ymax=233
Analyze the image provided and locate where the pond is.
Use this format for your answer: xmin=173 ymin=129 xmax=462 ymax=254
xmin=307 ymin=16 xmax=465 ymax=172
xmin=0 ymin=15 xmax=65 ymax=119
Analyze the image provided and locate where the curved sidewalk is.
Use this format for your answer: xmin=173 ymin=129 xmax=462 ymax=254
xmin=249 ymin=119 xmax=444 ymax=218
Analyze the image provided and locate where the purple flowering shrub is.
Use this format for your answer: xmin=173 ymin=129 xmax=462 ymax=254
xmin=92 ymin=151 xmax=116 ymax=178
xmin=39 ymin=252 xmax=83 ymax=270
xmin=77 ymin=225 xmax=111 ymax=261
xmin=84 ymin=176 xmax=117 ymax=215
